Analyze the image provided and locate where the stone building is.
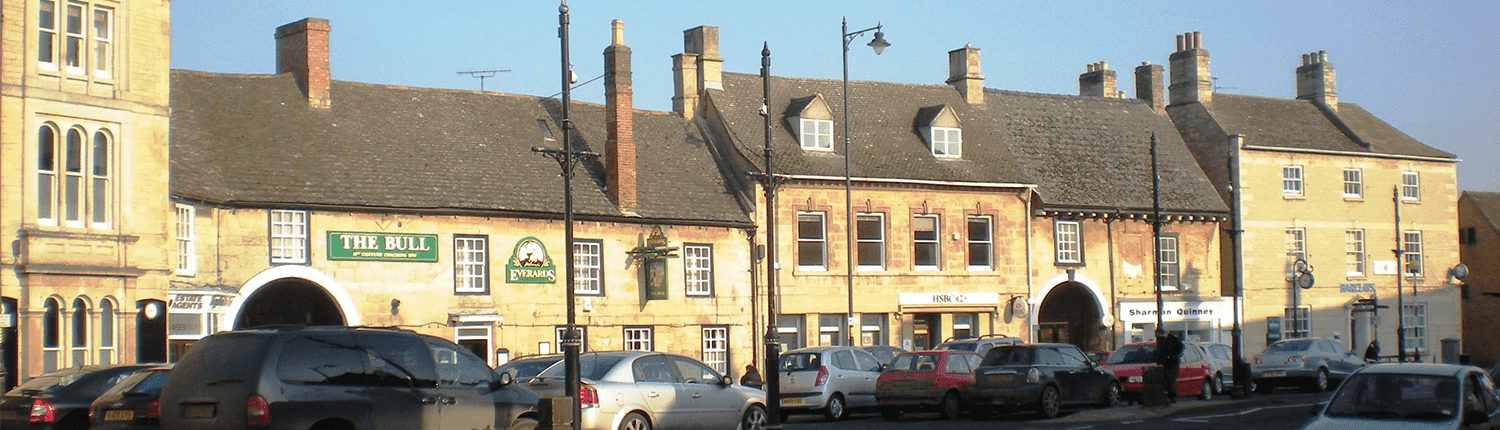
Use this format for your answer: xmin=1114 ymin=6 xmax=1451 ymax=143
xmin=1166 ymin=32 xmax=1462 ymax=359
xmin=1459 ymin=191 xmax=1500 ymax=368
xmin=1 ymin=0 xmax=174 ymax=388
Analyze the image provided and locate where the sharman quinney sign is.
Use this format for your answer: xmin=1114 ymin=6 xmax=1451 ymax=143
xmin=327 ymin=231 xmax=439 ymax=262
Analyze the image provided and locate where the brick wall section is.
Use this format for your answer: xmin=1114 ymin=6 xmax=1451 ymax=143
xmin=1459 ymin=193 xmax=1500 ymax=368
xmin=605 ymin=20 xmax=636 ymax=213
xmin=275 ymin=18 xmax=331 ymax=109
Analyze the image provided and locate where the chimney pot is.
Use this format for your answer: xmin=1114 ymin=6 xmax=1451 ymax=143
xmin=275 ymin=18 xmax=332 ymax=109
xmin=1176 ymin=34 xmax=1184 ymax=52
xmin=1169 ymin=31 xmax=1211 ymax=106
xmin=611 ymin=19 xmax=624 ymax=45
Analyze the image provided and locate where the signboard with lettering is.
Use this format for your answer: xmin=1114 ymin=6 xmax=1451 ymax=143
xmin=506 ymin=237 xmax=557 ymax=284
xmin=328 ymin=231 xmax=439 ymax=262
xmin=898 ymin=293 xmax=1001 ymax=306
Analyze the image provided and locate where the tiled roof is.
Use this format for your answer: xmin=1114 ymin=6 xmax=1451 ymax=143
xmin=1466 ymin=191 xmax=1500 ymax=235
xmin=710 ymin=73 xmax=1029 ymax=185
xmin=1207 ymin=94 xmax=1454 ymax=159
xmin=169 ymin=71 xmax=750 ymax=225
xmin=983 ymin=90 xmax=1229 ymax=214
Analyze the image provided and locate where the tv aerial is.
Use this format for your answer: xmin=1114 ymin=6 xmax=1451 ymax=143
xmin=457 ymin=69 xmax=511 ymax=92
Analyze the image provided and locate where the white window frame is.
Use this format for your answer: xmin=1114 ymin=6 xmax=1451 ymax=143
xmin=42 ymin=298 xmax=62 ymax=372
xmin=63 ymin=127 xmax=85 ymax=227
xmin=930 ymin=127 xmax=961 ymax=158
xmin=1402 ymin=230 xmax=1424 ymax=277
xmin=90 ymin=5 xmax=112 ymax=79
xmin=269 ymin=209 xmax=308 ymax=264
xmin=1401 ymin=171 xmax=1421 ymax=201
xmin=1402 ymin=303 xmax=1427 ymax=353
xmin=701 ymin=327 xmax=728 ymax=374
xmin=38 ymin=121 xmax=113 ymax=230
xmin=623 ymin=327 xmax=653 ymax=351
xmin=967 ymin=216 xmax=993 ymax=270
xmin=1284 ymin=306 xmax=1311 ymax=339
xmin=454 ymin=236 xmax=489 ymax=294
xmin=38 ymin=0 xmax=59 ymax=71
xmin=38 ymin=123 xmax=59 ymax=226
xmin=175 ymin=204 xmax=196 ymax=276
xmin=454 ymin=324 xmax=494 ymax=367
xmin=912 ymin=214 xmax=940 ymax=270
xmin=1342 ymin=168 xmax=1362 ymax=198
xmin=856 ymin=213 xmax=885 ymax=270
xmin=1345 ymin=229 xmax=1365 ymax=277
xmin=1158 ymin=235 xmax=1180 ymax=291
xmin=799 ymin=118 xmax=833 ymax=151
xmin=1285 ymin=227 xmax=1306 ymax=279
xmin=797 ymin=212 xmax=827 ymax=271
xmin=1282 ymin=165 xmax=1304 ymax=196
xmin=1055 ymin=220 xmax=1082 ymax=264
xmin=573 ymin=240 xmax=603 ymax=295
xmin=63 ymin=1 xmax=85 ymax=74
xmin=89 ymin=130 xmax=110 ymax=229
xmin=555 ymin=326 xmax=589 ymax=353
xmin=97 ymin=298 xmax=115 ymax=365
xmin=684 ymin=244 xmax=713 ymax=297
xmin=70 ymin=298 xmax=90 ymax=367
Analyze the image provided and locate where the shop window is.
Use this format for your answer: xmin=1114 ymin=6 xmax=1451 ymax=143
xmin=701 ymin=327 xmax=728 ymax=374
xmin=98 ymin=298 xmax=116 ymax=365
xmin=1284 ymin=307 xmax=1310 ymax=339
xmin=1402 ymin=303 xmax=1427 ymax=354
xmin=819 ymin=314 xmax=846 ymax=346
xmin=777 ymin=315 xmax=805 ymax=351
xmin=860 ymin=314 xmax=887 ymax=346
xmin=71 ymin=298 xmax=90 ymax=367
xmin=624 ymin=327 xmax=654 ymax=351
xmin=43 ymin=298 xmax=62 ymax=372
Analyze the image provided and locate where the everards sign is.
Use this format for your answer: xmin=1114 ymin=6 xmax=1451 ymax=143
xmin=328 ymin=231 xmax=439 ymax=262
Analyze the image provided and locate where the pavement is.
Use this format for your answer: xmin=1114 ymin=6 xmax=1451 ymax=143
xmin=1051 ymin=393 xmax=1289 ymax=423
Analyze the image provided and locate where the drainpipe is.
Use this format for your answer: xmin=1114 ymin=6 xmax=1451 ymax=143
xmin=1022 ymin=191 xmax=1036 ymax=342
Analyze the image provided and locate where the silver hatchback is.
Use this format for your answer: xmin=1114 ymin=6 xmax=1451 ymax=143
xmin=527 ymin=351 xmax=768 ymax=430
xmin=776 ymin=346 xmax=884 ymax=422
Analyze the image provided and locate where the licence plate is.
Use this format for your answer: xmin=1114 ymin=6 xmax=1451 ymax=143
xmin=105 ymin=410 xmax=135 ymax=421
xmin=991 ymin=374 xmax=1014 ymax=385
xmin=1264 ymin=371 xmax=1286 ymax=377
xmin=183 ymin=404 xmax=216 ymax=419
xmin=781 ymin=398 xmax=803 ymax=405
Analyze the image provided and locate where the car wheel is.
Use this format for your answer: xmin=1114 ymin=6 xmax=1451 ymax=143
xmin=940 ymin=392 xmax=962 ymax=419
xmin=1254 ymin=380 xmax=1276 ymax=395
xmin=509 ymin=417 xmax=539 ymax=430
xmin=1302 ymin=368 xmax=1329 ymax=393
xmin=969 ymin=406 xmax=993 ymax=421
xmin=823 ymin=393 xmax=847 ymax=421
xmin=1099 ymin=382 xmax=1121 ymax=408
xmin=1036 ymin=385 xmax=1061 ymax=419
xmin=880 ymin=406 xmax=901 ymax=421
xmin=618 ymin=412 xmax=651 ymax=430
xmin=739 ymin=405 xmax=769 ymax=430
xmin=1214 ymin=372 xmax=1226 ymax=394
xmin=1197 ymin=378 xmax=1214 ymax=401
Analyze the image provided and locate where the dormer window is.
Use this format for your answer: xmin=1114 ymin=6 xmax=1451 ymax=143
xmin=786 ymin=95 xmax=836 ymax=151
xmin=917 ymin=105 xmax=962 ymax=159
xmin=800 ymin=119 xmax=833 ymax=150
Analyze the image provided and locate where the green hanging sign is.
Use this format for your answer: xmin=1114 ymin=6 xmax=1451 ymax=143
xmin=327 ymin=231 xmax=439 ymax=262
xmin=506 ymin=237 xmax=557 ymax=284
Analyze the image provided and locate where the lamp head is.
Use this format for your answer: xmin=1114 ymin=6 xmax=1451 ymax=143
xmin=868 ymin=30 xmax=891 ymax=55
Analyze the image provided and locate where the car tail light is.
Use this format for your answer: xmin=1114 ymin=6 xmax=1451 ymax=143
xmin=1026 ymin=368 xmax=1041 ymax=384
xmin=147 ymin=400 xmax=161 ymax=418
xmin=815 ymin=366 xmax=830 ymax=387
xmin=1287 ymin=356 xmax=1305 ymax=365
xmin=246 ymin=395 xmax=270 ymax=426
xmin=89 ymin=405 xmax=96 ymax=421
xmin=29 ymin=398 xmax=57 ymax=423
xmin=578 ymin=384 xmax=599 ymax=408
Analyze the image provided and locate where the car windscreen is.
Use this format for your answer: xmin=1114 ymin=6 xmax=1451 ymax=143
xmin=981 ymin=347 xmax=1035 ymax=366
xmin=884 ymin=354 xmax=940 ymax=373
xmin=781 ymin=353 xmax=823 ymax=372
xmin=1323 ymin=373 xmax=1459 ymax=421
xmin=1107 ymin=345 xmax=1157 ymax=365
xmin=537 ymin=355 xmax=627 ymax=381
xmin=1267 ymin=339 xmax=1315 ymax=352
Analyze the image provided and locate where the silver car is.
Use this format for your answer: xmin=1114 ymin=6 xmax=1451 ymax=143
xmin=1195 ymin=342 xmax=1235 ymax=394
xmin=1253 ymin=338 xmax=1365 ymax=394
xmin=527 ymin=352 xmax=768 ymax=430
xmin=1303 ymin=363 xmax=1500 ymax=430
xmin=777 ymin=346 xmax=884 ymax=421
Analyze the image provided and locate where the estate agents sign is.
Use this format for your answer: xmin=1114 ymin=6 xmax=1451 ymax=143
xmin=328 ymin=231 xmax=439 ymax=262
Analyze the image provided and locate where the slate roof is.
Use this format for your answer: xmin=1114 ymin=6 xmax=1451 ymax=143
xmin=983 ymin=90 xmax=1228 ymax=214
xmin=169 ymin=71 xmax=750 ymax=225
xmin=1204 ymin=94 xmax=1455 ymax=159
xmin=709 ymin=72 xmax=1029 ymax=185
xmin=1465 ymin=191 xmax=1500 ymax=235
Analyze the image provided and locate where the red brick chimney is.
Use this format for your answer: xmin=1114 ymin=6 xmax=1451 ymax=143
xmin=605 ymin=19 xmax=637 ymax=213
xmin=275 ymin=18 xmax=331 ymax=109
xmin=1079 ymin=61 xmax=1118 ymax=98
xmin=1168 ymin=31 xmax=1211 ymax=107
xmin=1296 ymin=51 xmax=1337 ymax=112
xmin=1136 ymin=61 xmax=1165 ymax=112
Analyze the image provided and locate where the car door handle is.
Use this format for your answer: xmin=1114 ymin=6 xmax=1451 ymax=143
xmin=692 ymin=393 xmax=703 ymax=399
xmin=421 ymin=397 xmax=439 ymax=405
xmin=440 ymin=397 xmax=456 ymax=405
xmin=647 ymin=391 xmax=659 ymax=398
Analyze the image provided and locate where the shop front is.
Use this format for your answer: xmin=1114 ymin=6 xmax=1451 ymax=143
xmin=896 ymin=293 xmax=1004 ymax=351
xmin=1117 ymin=298 xmax=1236 ymax=345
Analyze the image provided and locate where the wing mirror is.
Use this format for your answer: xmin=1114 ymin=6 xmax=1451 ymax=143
xmin=720 ymin=375 xmax=735 ymax=386
xmin=488 ymin=371 xmax=515 ymax=393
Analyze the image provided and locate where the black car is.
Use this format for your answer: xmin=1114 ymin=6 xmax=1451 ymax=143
xmin=89 ymin=366 xmax=171 ymax=430
xmin=159 ymin=326 xmax=540 ymax=430
xmin=495 ymin=354 xmax=564 ymax=383
xmin=967 ymin=343 xmax=1121 ymax=419
xmin=0 ymin=364 xmax=156 ymax=430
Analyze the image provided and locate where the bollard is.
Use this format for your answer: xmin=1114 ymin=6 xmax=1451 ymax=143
xmin=537 ymin=397 xmax=574 ymax=430
xmin=1141 ymin=365 xmax=1169 ymax=407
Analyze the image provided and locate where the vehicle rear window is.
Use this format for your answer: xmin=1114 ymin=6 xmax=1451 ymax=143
xmin=174 ymin=333 xmax=273 ymax=384
xmin=981 ymin=347 xmax=1036 ymax=366
xmin=1107 ymin=345 xmax=1156 ymax=365
xmin=536 ymin=354 xmax=626 ymax=381
xmin=11 ymin=370 xmax=85 ymax=393
xmin=1267 ymin=339 xmax=1314 ymax=352
xmin=885 ymin=354 xmax=940 ymax=373
xmin=938 ymin=342 xmax=977 ymax=352
xmin=128 ymin=370 xmax=171 ymax=395
xmin=781 ymin=353 xmax=822 ymax=372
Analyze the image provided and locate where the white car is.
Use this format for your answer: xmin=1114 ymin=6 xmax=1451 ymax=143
xmin=1303 ymin=363 xmax=1500 ymax=430
xmin=777 ymin=346 xmax=884 ymax=421
xmin=528 ymin=352 xmax=768 ymax=430
xmin=1194 ymin=342 xmax=1235 ymax=394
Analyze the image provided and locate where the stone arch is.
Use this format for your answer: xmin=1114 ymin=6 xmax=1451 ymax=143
xmin=1035 ymin=273 xmax=1110 ymax=351
xmin=227 ymin=266 xmax=361 ymax=329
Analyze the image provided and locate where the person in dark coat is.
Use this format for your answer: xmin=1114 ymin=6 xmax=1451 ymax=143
xmin=740 ymin=363 xmax=765 ymax=390
xmin=1156 ymin=329 xmax=1184 ymax=403
xmin=1364 ymin=340 xmax=1381 ymax=364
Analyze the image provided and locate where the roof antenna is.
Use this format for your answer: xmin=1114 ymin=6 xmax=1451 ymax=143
xmin=457 ymin=69 xmax=511 ymax=92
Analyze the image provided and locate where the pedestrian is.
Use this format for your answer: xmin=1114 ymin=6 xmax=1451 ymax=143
xmin=1156 ymin=329 xmax=1183 ymax=404
xmin=740 ymin=363 xmax=764 ymax=390
xmin=1363 ymin=340 xmax=1380 ymax=364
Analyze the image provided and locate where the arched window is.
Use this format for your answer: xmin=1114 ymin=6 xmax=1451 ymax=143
xmin=71 ymin=298 xmax=90 ymax=367
xmin=90 ymin=130 xmax=110 ymax=227
xmin=42 ymin=298 xmax=62 ymax=372
xmin=38 ymin=124 xmax=59 ymax=223
xmin=64 ymin=127 xmax=84 ymax=224
xmin=99 ymin=298 xmax=116 ymax=364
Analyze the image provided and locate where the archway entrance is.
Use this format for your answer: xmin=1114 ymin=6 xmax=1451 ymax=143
xmin=1037 ymin=281 xmax=1104 ymax=352
xmin=235 ymin=278 xmax=346 ymax=328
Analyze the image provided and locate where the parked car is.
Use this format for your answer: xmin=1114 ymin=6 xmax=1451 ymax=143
xmin=1252 ymin=337 xmax=1365 ymax=394
xmin=875 ymin=350 xmax=981 ymax=420
xmin=526 ymin=351 xmax=767 ymax=430
xmin=968 ymin=343 xmax=1121 ymax=419
xmin=862 ymin=345 xmax=906 ymax=367
xmin=1303 ymin=363 xmax=1500 ymax=430
xmin=0 ymin=364 xmax=155 ymax=430
xmin=776 ymin=346 xmax=884 ymax=422
xmin=1103 ymin=341 xmax=1216 ymax=401
xmin=159 ymin=326 xmax=539 ymax=430
xmin=1087 ymin=351 xmax=1111 ymax=365
xmin=89 ymin=366 xmax=172 ymax=430
xmin=496 ymin=354 xmax=565 ymax=383
xmin=936 ymin=335 xmax=1023 ymax=357
xmin=1195 ymin=342 xmax=1235 ymax=394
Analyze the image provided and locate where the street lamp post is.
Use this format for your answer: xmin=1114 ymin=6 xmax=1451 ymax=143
xmin=841 ymin=18 xmax=889 ymax=346
xmin=759 ymin=42 xmax=785 ymax=430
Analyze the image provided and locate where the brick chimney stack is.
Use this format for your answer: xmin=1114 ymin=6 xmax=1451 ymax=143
xmin=1296 ymin=51 xmax=1337 ymax=112
xmin=1168 ymin=31 xmax=1211 ymax=107
xmin=1136 ymin=61 xmax=1165 ymax=112
xmin=946 ymin=44 xmax=984 ymax=105
xmin=1079 ymin=61 xmax=1117 ymax=98
xmin=605 ymin=19 xmax=637 ymax=214
xmin=275 ymin=18 xmax=331 ymax=109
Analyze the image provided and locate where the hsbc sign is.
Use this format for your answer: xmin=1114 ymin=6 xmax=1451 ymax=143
xmin=899 ymin=293 xmax=1000 ymax=306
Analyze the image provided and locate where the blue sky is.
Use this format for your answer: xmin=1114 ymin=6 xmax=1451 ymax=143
xmin=170 ymin=1 xmax=1497 ymax=192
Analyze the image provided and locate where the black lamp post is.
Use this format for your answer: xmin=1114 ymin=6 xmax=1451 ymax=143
xmin=841 ymin=17 xmax=889 ymax=346
xmin=758 ymin=42 xmax=784 ymax=430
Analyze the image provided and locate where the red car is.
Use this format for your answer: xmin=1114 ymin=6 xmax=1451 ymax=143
xmin=875 ymin=350 xmax=981 ymax=420
xmin=1102 ymin=341 xmax=1216 ymax=401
